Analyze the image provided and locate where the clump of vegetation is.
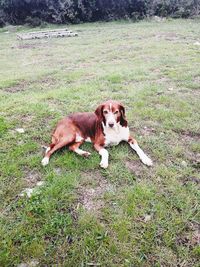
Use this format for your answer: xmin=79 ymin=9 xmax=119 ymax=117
xmin=0 ymin=0 xmax=200 ymax=26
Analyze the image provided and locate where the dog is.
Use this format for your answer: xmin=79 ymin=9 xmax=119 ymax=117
xmin=41 ymin=100 xmax=153 ymax=168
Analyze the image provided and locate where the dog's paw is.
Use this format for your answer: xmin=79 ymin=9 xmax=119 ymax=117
xmin=141 ymin=155 xmax=153 ymax=166
xmin=41 ymin=157 xmax=49 ymax=166
xmin=100 ymin=160 xmax=108 ymax=169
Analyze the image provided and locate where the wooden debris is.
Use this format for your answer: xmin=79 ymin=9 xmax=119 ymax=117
xmin=17 ymin=28 xmax=78 ymax=40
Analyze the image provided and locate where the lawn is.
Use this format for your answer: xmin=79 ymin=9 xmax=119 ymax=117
xmin=0 ymin=19 xmax=200 ymax=266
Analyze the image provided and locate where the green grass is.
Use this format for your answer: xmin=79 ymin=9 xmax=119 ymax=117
xmin=0 ymin=19 xmax=200 ymax=266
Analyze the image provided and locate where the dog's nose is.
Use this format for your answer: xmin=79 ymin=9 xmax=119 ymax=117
xmin=109 ymin=123 xmax=114 ymax=128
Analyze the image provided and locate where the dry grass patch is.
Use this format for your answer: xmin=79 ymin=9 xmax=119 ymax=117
xmin=77 ymin=171 xmax=114 ymax=213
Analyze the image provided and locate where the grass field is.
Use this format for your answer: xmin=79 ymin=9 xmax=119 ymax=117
xmin=0 ymin=19 xmax=200 ymax=266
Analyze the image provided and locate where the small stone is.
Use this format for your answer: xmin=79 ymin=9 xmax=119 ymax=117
xmin=144 ymin=214 xmax=152 ymax=222
xmin=181 ymin=161 xmax=187 ymax=167
xmin=29 ymin=260 xmax=39 ymax=267
xmin=19 ymin=188 xmax=34 ymax=198
xmin=17 ymin=260 xmax=39 ymax=267
xmin=153 ymin=16 xmax=162 ymax=22
xmin=19 ymin=181 xmax=44 ymax=198
xmin=42 ymin=145 xmax=48 ymax=150
xmin=66 ymin=235 xmax=73 ymax=244
xmin=168 ymin=87 xmax=173 ymax=91
xmin=194 ymin=41 xmax=200 ymax=46
xmin=157 ymin=91 xmax=163 ymax=95
xmin=15 ymin=128 xmax=25 ymax=133
xmin=36 ymin=181 xmax=44 ymax=187
xmin=54 ymin=167 xmax=62 ymax=175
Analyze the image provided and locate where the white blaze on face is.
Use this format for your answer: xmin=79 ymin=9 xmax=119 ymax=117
xmin=106 ymin=112 xmax=116 ymax=127
xmin=104 ymin=103 xmax=117 ymax=128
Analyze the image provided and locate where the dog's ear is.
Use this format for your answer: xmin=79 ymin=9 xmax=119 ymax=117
xmin=119 ymin=104 xmax=128 ymax=127
xmin=95 ymin=104 xmax=103 ymax=120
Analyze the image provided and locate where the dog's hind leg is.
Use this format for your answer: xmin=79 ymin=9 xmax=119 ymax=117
xmin=41 ymin=134 xmax=75 ymax=166
xmin=69 ymin=142 xmax=91 ymax=157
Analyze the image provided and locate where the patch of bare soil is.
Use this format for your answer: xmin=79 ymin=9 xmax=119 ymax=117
xmin=156 ymin=77 xmax=176 ymax=92
xmin=12 ymin=40 xmax=50 ymax=50
xmin=185 ymin=151 xmax=200 ymax=170
xmin=4 ymin=77 xmax=56 ymax=94
xmin=157 ymin=76 xmax=171 ymax=84
xmin=178 ymin=89 xmax=189 ymax=94
xmin=173 ymin=129 xmax=200 ymax=142
xmin=35 ymin=77 xmax=56 ymax=86
xmin=178 ymin=88 xmax=200 ymax=97
xmin=194 ymin=75 xmax=200 ymax=83
xmin=174 ymin=129 xmax=200 ymax=170
xmin=38 ymin=114 xmax=55 ymax=127
xmin=77 ymin=171 xmax=114 ymax=213
xmin=159 ymin=32 xmax=181 ymax=41
xmin=54 ymin=167 xmax=63 ymax=176
xmin=140 ymin=126 xmax=157 ymax=136
xmin=182 ymin=176 xmax=200 ymax=186
xmin=24 ymin=169 xmax=42 ymax=188
xmin=130 ymin=125 xmax=157 ymax=138
xmin=4 ymin=81 xmax=28 ymax=93
xmin=20 ymin=114 xmax=34 ymax=123
xmin=176 ymin=221 xmax=200 ymax=248
xmin=17 ymin=259 xmax=39 ymax=267
xmin=125 ymin=160 xmax=144 ymax=178
xmin=154 ymin=32 xmax=194 ymax=43
xmin=13 ymin=43 xmax=38 ymax=49
xmin=137 ymin=33 xmax=155 ymax=40
xmin=46 ymin=99 xmax=66 ymax=114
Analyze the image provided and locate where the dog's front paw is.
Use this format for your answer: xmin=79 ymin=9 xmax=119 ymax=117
xmin=41 ymin=157 xmax=49 ymax=166
xmin=100 ymin=160 xmax=108 ymax=169
xmin=141 ymin=155 xmax=153 ymax=166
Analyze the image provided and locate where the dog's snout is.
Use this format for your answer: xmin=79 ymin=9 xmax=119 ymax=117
xmin=108 ymin=123 xmax=114 ymax=128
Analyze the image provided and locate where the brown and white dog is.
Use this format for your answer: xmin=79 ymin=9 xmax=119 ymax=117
xmin=41 ymin=100 xmax=153 ymax=168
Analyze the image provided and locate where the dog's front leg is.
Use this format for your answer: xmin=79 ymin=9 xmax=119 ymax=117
xmin=94 ymin=144 xmax=109 ymax=169
xmin=128 ymin=137 xmax=153 ymax=166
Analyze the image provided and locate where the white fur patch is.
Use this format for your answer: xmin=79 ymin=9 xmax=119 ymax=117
xmin=46 ymin=147 xmax=50 ymax=153
xmin=130 ymin=143 xmax=153 ymax=166
xmin=103 ymin=123 xmax=130 ymax=147
xmin=99 ymin=148 xmax=109 ymax=168
xmin=85 ymin=137 xmax=92 ymax=143
xmin=75 ymin=133 xmax=84 ymax=142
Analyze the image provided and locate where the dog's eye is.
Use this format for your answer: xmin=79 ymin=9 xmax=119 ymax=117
xmin=103 ymin=110 xmax=108 ymax=114
xmin=114 ymin=110 xmax=119 ymax=114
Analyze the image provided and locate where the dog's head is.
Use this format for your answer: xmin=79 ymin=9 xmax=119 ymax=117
xmin=95 ymin=100 xmax=127 ymax=128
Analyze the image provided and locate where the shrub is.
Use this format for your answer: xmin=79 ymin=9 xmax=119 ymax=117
xmin=0 ymin=0 xmax=199 ymax=26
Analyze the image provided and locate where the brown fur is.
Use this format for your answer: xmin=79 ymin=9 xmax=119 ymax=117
xmin=43 ymin=100 xmax=130 ymax=160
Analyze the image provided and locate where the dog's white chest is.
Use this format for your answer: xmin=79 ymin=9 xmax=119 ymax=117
xmin=103 ymin=124 xmax=130 ymax=147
